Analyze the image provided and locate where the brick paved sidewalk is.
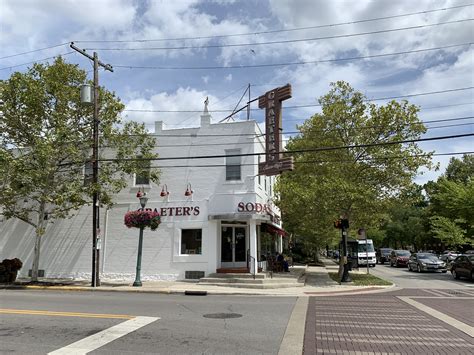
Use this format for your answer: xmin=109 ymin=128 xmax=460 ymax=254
xmin=303 ymin=290 xmax=474 ymax=355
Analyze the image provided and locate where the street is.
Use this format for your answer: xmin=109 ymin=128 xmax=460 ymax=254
xmin=370 ymin=261 xmax=473 ymax=289
xmin=1 ymin=290 xmax=295 ymax=354
xmin=1 ymin=264 xmax=473 ymax=354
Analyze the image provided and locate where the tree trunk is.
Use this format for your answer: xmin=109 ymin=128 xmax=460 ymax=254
xmin=31 ymin=204 xmax=46 ymax=282
xmin=31 ymin=231 xmax=42 ymax=282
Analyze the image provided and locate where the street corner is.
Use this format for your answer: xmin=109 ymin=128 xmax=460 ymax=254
xmin=304 ymin=284 xmax=395 ymax=297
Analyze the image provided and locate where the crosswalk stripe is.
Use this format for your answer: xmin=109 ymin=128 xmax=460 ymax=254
xmin=48 ymin=316 xmax=159 ymax=354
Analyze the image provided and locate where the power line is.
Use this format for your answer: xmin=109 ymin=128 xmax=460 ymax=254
xmin=147 ymin=151 xmax=473 ymax=169
xmin=3 ymin=4 xmax=470 ymax=62
xmin=0 ymin=51 xmax=76 ymax=71
xmin=115 ymin=115 xmax=474 ymax=139
xmin=0 ymin=43 xmax=69 ymax=60
xmin=98 ymin=120 xmax=472 ymax=148
xmin=72 ymin=4 xmax=473 ymax=44
xmin=85 ymin=19 xmax=473 ymax=51
xmin=123 ymin=86 xmax=474 ymax=113
xmin=114 ymin=42 xmax=472 ymax=71
xmin=97 ymin=133 xmax=474 ymax=162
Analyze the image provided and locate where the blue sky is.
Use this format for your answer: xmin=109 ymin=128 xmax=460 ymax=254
xmin=1 ymin=0 xmax=472 ymax=184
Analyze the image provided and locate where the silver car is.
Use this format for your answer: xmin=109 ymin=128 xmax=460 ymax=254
xmin=408 ymin=253 xmax=447 ymax=273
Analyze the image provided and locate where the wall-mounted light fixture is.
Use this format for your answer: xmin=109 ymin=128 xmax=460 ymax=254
xmin=160 ymin=184 xmax=169 ymax=197
xmin=184 ymin=183 xmax=193 ymax=197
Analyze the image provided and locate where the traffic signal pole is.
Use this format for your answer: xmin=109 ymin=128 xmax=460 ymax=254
xmin=341 ymin=225 xmax=351 ymax=283
xmin=335 ymin=218 xmax=351 ymax=283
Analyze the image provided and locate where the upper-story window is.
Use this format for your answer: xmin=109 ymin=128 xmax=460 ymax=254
xmin=226 ymin=149 xmax=241 ymax=181
xmin=135 ymin=157 xmax=150 ymax=185
xmin=258 ymin=155 xmax=261 ymax=186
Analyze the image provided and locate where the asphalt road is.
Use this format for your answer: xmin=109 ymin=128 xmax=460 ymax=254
xmin=0 ymin=290 xmax=296 ymax=354
xmin=369 ymin=262 xmax=474 ymax=289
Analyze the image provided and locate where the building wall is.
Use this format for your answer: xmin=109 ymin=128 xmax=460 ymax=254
xmin=0 ymin=114 xmax=281 ymax=281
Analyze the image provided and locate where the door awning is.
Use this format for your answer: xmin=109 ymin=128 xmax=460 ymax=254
xmin=262 ymin=223 xmax=288 ymax=237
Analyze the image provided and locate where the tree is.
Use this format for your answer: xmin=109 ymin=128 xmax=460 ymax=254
xmin=276 ymin=81 xmax=433 ymax=251
xmin=427 ymin=178 xmax=473 ymax=248
xmin=0 ymin=58 xmax=160 ymax=281
xmin=444 ymin=154 xmax=474 ymax=184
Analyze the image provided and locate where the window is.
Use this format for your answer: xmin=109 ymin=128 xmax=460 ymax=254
xmin=181 ymin=229 xmax=202 ymax=255
xmin=84 ymin=161 xmax=93 ymax=186
xmin=135 ymin=157 xmax=150 ymax=185
xmin=258 ymin=155 xmax=261 ymax=185
xmin=226 ymin=149 xmax=241 ymax=181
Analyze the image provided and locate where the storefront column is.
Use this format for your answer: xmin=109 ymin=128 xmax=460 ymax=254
xmin=249 ymin=219 xmax=258 ymax=274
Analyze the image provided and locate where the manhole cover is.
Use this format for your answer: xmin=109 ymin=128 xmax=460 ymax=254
xmin=203 ymin=313 xmax=242 ymax=319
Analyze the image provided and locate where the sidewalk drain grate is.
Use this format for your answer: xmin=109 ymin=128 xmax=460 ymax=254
xmin=203 ymin=313 xmax=242 ymax=319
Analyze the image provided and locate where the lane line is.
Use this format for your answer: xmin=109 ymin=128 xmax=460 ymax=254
xmin=278 ymin=296 xmax=308 ymax=355
xmin=48 ymin=316 xmax=159 ymax=354
xmin=0 ymin=308 xmax=134 ymax=319
xmin=398 ymin=296 xmax=474 ymax=338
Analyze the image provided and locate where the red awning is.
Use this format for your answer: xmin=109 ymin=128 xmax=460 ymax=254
xmin=262 ymin=223 xmax=288 ymax=237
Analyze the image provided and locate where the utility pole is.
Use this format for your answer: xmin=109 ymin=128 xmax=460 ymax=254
xmin=70 ymin=42 xmax=113 ymax=287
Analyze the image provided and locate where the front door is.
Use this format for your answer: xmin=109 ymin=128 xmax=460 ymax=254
xmin=221 ymin=225 xmax=247 ymax=267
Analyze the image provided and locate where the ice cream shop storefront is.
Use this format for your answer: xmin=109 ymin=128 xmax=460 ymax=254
xmin=110 ymin=194 xmax=287 ymax=282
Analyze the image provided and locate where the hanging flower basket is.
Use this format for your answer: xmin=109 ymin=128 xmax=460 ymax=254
xmin=124 ymin=209 xmax=161 ymax=231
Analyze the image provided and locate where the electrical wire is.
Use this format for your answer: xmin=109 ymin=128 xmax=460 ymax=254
xmin=96 ymin=133 xmax=474 ymax=163
xmin=146 ymin=151 xmax=473 ymax=169
xmin=0 ymin=43 xmax=69 ymax=60
xmin=97 ymin=120 xmax=473 ymax=148
xmin=86 ymin=19 xmax=473 ymax=51
xmin=0 ymin=51 xmax=76 ymax=71
xmin=3 ymin=4 xmax=470 ymax=61
xmin=123 ymin=86 xmax=474 ymax=113
xmin=72 ymin=4 xmax=473 ymax=44
xmin=113 ymin=42 xmax=472 ymax=71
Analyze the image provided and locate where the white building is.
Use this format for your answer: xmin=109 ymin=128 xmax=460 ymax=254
xmin=0 ymin=103 xmax=287 ymax=281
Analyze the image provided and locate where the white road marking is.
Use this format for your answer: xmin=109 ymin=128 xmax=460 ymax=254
xmin=48 ymin=316 xmax=159 ymax=354
xmin=398 ymin=296 xmax=473 ymax=338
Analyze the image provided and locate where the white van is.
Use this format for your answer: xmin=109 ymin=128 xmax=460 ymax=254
xmin=357 ymin=239 xmax=376 ymax=267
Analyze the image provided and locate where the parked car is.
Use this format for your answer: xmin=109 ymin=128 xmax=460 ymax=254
xmin=389 ymin=250 xmax=411 ymax=267
xmin=439 ymin=251 xmax=459 ymax=268
xmin=407 ymin=253 xmax=447 ymax=273
xmin=451 ymin=255 xmax=474 ymax=280
xmin=376 ymin=248 xmax=393 ymax=264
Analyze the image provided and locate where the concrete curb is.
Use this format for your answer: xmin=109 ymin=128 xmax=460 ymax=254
xmin=1 ymin=282 xmax=395 ymax=297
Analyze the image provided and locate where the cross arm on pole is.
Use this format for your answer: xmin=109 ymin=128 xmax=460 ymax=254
xmin=70 ymin=42 xmax=113 ymax=72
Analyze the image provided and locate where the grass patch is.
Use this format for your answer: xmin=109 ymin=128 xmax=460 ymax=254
xmin=328 ymin=272 xmax=392 ymax=286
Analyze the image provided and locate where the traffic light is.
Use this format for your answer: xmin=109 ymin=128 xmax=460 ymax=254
xmin=334 ymin=218 xmax=349 ymax=229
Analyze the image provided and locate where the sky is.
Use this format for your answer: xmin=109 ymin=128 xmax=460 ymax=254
xmin=0 ymin=0 xmax=472 ymax=185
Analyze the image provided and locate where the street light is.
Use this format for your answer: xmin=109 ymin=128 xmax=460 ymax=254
xmin=133 ymin=189 xmax=148 ymax=287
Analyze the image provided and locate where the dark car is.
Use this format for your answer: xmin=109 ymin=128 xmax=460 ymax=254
xmin=376 ymin=248 xmax=393 ymax=264
xmin=407 ymin=253 xmax=447 ymax=273
xmin=451 ymin=255 xmax=474 ymax=280
xmin=389 ymin=250 xmax=411 ymax=267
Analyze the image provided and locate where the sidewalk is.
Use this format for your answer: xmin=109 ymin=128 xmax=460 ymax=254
xmin=3 ymin=258 xmax=393 ymax=296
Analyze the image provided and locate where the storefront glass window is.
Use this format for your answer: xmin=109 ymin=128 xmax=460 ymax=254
xmin=181 ymin=229 xmax=202 ymax=255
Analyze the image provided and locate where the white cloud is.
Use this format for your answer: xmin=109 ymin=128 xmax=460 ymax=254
xmin=124 ymin=87 xmax=220 ymax=128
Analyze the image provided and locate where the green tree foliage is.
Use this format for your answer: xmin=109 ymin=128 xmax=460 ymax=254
xmin=0 ymin=58 xmax=160 ymax=280
xmin=444 ymin=154 xmax=474 ymax=183
xmin=276 ymin=81 xmax=433 ymax=250
xmin=426 ymin=156 xmax=474 ymax=248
